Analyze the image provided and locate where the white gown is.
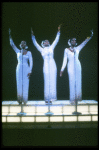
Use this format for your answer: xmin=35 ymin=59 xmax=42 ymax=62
xmin=61 ymin=37 xmax=92 ymax=102
xmin=10 ymin=38 xmax=33 ymax=102
xmin=32 ymin=32 xmax=60 ymax=101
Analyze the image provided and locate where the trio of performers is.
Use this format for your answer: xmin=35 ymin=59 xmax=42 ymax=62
xmin=9 ymin=26 xmax=93 ymax=105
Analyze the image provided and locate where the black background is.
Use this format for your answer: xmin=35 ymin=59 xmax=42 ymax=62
xmin=2 ymin=2 xmax=98 ymax=101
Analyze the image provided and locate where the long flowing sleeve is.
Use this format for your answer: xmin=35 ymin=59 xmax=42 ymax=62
xmin=61 ymin=48 xmax=67 ymax=72
xmin=50 ymin=31 xmax=60 ymax=50
xmin=28 ymin=51 xmax=33 ymax=73
xmin=77 ymin=37 xmax=92 ymax=51
xmin=31 ymin=35 xmax=43 ymax=53
xmin=9 ymin=37 xmax=20 ymax=54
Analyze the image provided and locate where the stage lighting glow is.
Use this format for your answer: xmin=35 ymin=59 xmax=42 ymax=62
xmin=22 ymin=117 xmax=35 ymax=122
xmin=7 ymin=117 xmax=20 ymax=122
xmin=36 ymin=117 xmax=49 ymax=122
xmin=64 ymin=116 xmax=77 ymax=122
xmin=78 ymin=116 xmax=91 ymax=121
xmin=50 ymin=116 xmax=63 ymax=122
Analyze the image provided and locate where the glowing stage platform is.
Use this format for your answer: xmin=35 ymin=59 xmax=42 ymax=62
xmin=2 ymin=100 xmax=98 ymax=128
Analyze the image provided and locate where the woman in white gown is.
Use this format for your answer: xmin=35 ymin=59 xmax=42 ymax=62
xmin=9 ymin=29 xmax=33 ymax=105
xmin=31 ymin=25 xmax=61 ymax=104
xmin=60 ymin=30 xmax=93 ymax=104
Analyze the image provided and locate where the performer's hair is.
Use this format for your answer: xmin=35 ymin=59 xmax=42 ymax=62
xmin=70 ymin=37 xmax=76 ymax=42
xmin=19 ymin=41 xmax=28 ymax=49
xmin=68 ymin=38 xmax=77 ymax=46
xmin=41 ymin=40 xmax=50 ymax=48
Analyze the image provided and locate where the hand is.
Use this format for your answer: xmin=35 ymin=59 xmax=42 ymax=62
xmin=31 ymin=27 xmax=34 ymax=35
xmin=58 ymin=24 xmax=62 ymax=32
xmin=27 ymin=73 xmax=31 ymax=79
xmin=87 ymin=37 xmax=90 ymax=39
xmin=60 ymin=71 xmax=63 ymax=77
xmin=90 ymin=29 xmax=93 ymax=37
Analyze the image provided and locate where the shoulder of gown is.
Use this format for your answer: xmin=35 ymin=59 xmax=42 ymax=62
xmin=64 ymin=48 xmax=68 ymax=53
xmin=27 ymin=51 xmax=32 ymax=55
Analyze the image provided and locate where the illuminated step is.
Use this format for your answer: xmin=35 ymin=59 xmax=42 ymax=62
xmin=2 ymin=104 xmax=98 ymax=114
xmin=2 ymin=100 xmax=98 ymax=123
xmin=2 ymin=115 xmax=98 ymax=123
xmin=2 ymin=100 xmax=98 ymax=105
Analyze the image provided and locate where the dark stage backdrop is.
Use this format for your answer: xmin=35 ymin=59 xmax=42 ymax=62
xmin=2 ymin=2 xmax=98 ymax=101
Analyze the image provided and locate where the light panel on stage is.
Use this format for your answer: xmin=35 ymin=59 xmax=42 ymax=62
xmin=22 ymin=117 xmax=35 ymax=122
xmin=78 ymin=112 xmax=90 ymax=115
xmin=2 ymin=100 xmax=98 ymax=123
xmin=63 ymin=106 xmax=75 ymax=113
xmin=36 ymin=106 xmax=48 ymax=113
xmin=2 ymin=113 xmax=9 ymax=116
xmin=50 ymin=116 xmax=63 ymax=122
xmin=92 ymin=116 xmax=98 ymax=121
xmin=2 ymin=115 xmax=98 ymax=123
xmin=10 ymin=106 xmax=21 ymax=113
xmin=7 ymin=117 xmax=20 ymax=122
xmin=23 ymin=106 xmax=35 ymax=113
xmin=2 ymin=106 xmax=9 ymax=113
xmin=89 ymin=105 xmax=98 ymax=113
xmin=78 ymin=116 xmax=91 ymax=121
xmin=36 ymin=117 xmax=49 ymax=122
xmin=2 ymin=117 xmax=6 ymax=122
xmin=8 ymin=113 xmax=19 ymax=115
xmin=77 ymin=105 xmax=88 ymax=112
xmin=2 ymin=105 xmax=98 ymax=115
xmin=64 ymin=116 xmax=77 ymax=122
xmin=50 ymin=106 xmax=62 ymax=113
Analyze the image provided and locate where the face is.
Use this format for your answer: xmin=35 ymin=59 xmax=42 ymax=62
xmin=21 ymin=41 xmax=26 ymax=49
xmin=71 ymin=38 xmax=76 ymax=46
xmin=43 ymin=40 xmax=50 ymax=47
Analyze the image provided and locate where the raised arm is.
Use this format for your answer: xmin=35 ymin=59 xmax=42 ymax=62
xmin=77 ymin=29 xmax=93 ymax=51
xmin=60 ymin=48 xmax=67 ymax=77
xmin=31 ymin=28 xmax=43 ymax=53
xmin=50 ymin=24 xmax=61 ymax=49
xmin=9 ymin=28 xmax=20 ymax=54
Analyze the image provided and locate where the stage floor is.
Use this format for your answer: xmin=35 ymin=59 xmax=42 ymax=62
xmin=2 ymin=100 xmax=98 ymax=124
xmin=2 ymin=99 xmax=98 ymax=105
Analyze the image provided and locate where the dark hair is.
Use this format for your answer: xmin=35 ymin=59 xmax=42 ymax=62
xmin=70 ymin=38 xmax=76 ymax=43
